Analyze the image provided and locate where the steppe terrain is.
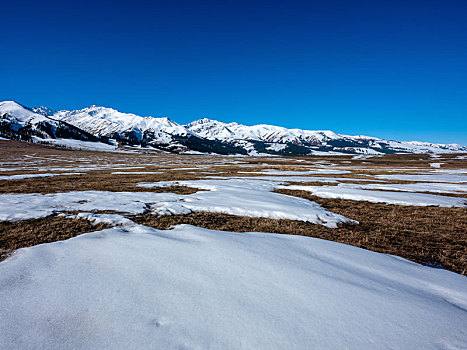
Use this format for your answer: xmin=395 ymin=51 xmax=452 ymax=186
xmin=1 ymin=140 xmax=465 ymax=274
xmin=1 ymin=139 xmax=466 ymax=349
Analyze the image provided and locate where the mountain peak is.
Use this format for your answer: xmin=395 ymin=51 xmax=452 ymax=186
xmin=0 ymin=101 xmax=49 ymax=122
xmin=33 ymin=106 xmax=56 ymax=117
xmin=197 ymin=117 xmax=213 ymax=124
xmin=0 ymin=101 xmax=26 ymax=109
xmin=186 ymin=117 xmax=227 ymax=127
xmin=157 ymin=116 xmax=173 ymax=122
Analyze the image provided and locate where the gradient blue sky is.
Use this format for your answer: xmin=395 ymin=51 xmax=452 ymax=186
xmin=1 ymin=0 xmax=466 ymax=144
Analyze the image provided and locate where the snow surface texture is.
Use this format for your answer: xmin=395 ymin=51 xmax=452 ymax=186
xmin=1 ymin=224 xmax=466 ymax=349
xmin=282 ymin=183 xmax=467 ymax=207
xmin=0 ymin=179 xmax=350 ymax=227
xmin=0 ymin=191 xmax=173 ymax=221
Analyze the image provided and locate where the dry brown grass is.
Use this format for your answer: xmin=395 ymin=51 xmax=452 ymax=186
xmin=278 ymin=152 xmax=467 ymax=170
xmin=0 ymin=215 xmax=110 ymax=261
xmin=0 ymin=177 xmax=204 ymax=194
xmin=0 ymin=172 xmax=205 ymax=194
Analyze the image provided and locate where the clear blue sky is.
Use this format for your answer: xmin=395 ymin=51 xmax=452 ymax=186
xmin=1 ymin=0 xmax=466 ymax=144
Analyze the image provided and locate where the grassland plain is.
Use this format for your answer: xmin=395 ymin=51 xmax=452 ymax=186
xmin=0 ymin=139 xmax=466 ymax=274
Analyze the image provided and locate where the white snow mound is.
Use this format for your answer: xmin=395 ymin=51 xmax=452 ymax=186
xmin=0 ymin=224 xmax=466 ymax=349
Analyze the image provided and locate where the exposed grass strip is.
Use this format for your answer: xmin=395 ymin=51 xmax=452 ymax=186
xmin=0 ymin=216 xmax=110 ymax=261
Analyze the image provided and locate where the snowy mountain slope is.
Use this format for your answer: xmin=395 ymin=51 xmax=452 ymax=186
xmin=0 ymin=101 xmax=51 ymax=124
xmin=185 ymin=118 xmax=467 ymax=155
xmin=52 ymin=106 xmax=246 ymax=154
xmin=1 ymin=101 xmax=466 ymax=155
xmin=0 ymin=101 xmax=108 ymax=145
xmin=186 ymin=117 xmax=342 ymax=144
xmin=53 ymin=105 xmax=191 ymax=141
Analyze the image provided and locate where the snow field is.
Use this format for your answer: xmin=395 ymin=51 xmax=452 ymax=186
xmin=0 ymin=224 xmax=466 ymax=349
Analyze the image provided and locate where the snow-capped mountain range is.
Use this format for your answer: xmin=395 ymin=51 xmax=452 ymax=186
xmin=1 ymin=101 xmax=466 ymax=155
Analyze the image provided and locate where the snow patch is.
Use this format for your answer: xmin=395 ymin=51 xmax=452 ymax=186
xmin=376 ymin=174 xmax=467 ymax=183
xmin=238 ymin=168 xmax=350 ymax=175
xmin=36 ymin=138 xmax=117 ymax=151
xmin=138 ymin=179 xmax=351 ymax=227
xmin=111 ymin=171 xmax=163 ymax=175
xmin=60 ymin=212 xmax=135 ymax=226
xmin=281 ymin=184 xmax=467 ymax=207
xmin=0 ymin=173 xmax=81 ymax=180
xmin=0 ymin=179 xmax=351 ymax=227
